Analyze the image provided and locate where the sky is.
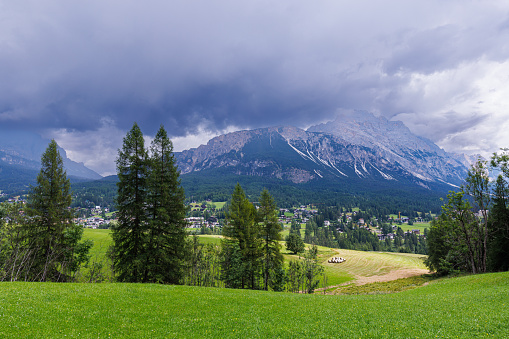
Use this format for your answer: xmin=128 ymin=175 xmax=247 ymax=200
xmin=1 ymin=0 xmax=509 ymax=176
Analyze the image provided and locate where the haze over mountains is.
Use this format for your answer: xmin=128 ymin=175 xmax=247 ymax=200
xmin=0 ymin=129 xmax=101 ymax=193
xmin=174 ymin=111 xmax=475 ymax=190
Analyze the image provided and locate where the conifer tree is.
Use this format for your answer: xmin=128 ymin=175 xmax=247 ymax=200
xmin=221 ymin=183 xmax=261 ymax=289
xmin=257 ymin=189 xmax=283 ymax=290
xmin=112 ymin=123 xmax=148 ymax=282
xmin=26 ymin=140 xmax=91 ymax=281
xmin=488 ymin=175 xmax=509 ymax=271
xmin=144 ymin=125 xmax=189 ymax=283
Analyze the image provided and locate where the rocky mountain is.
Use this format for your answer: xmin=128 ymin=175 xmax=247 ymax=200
xmin=175 ymin=111 xmax=473 ymax=190
xmin=0 ymin=129 xmax=101 ymax=192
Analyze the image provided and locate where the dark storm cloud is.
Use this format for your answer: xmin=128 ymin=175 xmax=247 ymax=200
xmin=1 ymin=0 xmax=509 ymax=174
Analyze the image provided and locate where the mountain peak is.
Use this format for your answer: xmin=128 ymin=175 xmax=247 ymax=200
xmin=174 ymin=113 xmax=469 ymax=188
xmin=0 ymin=129 xmax=102 ymax=180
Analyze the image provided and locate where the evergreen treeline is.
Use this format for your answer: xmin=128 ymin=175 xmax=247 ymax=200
xmin=426 ymin=152 xmax=509 ymax=275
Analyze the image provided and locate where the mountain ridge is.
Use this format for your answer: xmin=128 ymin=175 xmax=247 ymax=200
xmin=0 ymin=129 xmax=102 ymax=193
xmin=174 ymin=111 xmax=474 ymax=190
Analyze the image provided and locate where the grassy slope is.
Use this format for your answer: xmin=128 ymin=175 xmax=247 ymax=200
xmin=0 ymin=272 xmax=508 ymax=338
xmin=82 ymin=230 xmax=427 ymax=286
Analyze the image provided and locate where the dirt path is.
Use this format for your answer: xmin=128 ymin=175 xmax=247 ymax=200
xmin=316 ymin=268 xmax=430 ymax=292
xmin=351 ymin=268 xmax=430 ymax=285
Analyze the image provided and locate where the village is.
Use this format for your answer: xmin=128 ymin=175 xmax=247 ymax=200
xmin=1 ymin=195 xmax=431 ymax=243
xmin=183 ymin=201 xmax=430 ymax=242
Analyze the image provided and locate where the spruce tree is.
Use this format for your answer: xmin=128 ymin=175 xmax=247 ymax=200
xmin=144 ymin=125 xmax=189 ymax=284
xmin=112 ymin=123 xmax=148 ymax=282
xmin=26 ymin=140 xmax=90 ymax=281
xmin=258 ymin=189 xmax=283 ymax=290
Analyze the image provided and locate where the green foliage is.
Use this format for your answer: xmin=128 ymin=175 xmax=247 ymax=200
xmin=24 ymin=140 xmax=91 ymax=281
xmin=426 ymin=158 xmax=500 ymax=275
xmin=112 ymin=124 xmax=190 ymax=284
xmin=285 ymin=233 xmax=305 ymax=254
xmin=488 ymin=175 xmax=509 ymax=271
xmin=0 ymin=141 xmax=91 ymax=282
xmin=221 ymin=183 xmax=261 ymax=289
xmin=184 ymin=235 xmax=222 ymax=287
xmin=258 ymin=189 xmax=283 ymax=290
xmin=112 ymin=123 xmax=148 ymax=282
xmin=181 ymin=168 xmax=447 ymax=213
xmin=302 ymin=245 xmax=324 ymax=294
xmin=144 ymin=125 xmax=189 ymax=284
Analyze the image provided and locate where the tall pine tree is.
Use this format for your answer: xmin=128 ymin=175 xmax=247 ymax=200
xmin=112 ymin=123 xmax=148 ymax=282
xmin=144 ymin=125 xmax=189 ymax=284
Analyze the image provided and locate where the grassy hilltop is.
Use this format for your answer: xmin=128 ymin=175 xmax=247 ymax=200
xmin=0 ymin=272 xmax=508 ymax=338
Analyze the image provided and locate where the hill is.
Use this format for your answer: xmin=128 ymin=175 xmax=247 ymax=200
xmin=0 ymin=272 xmax=508 ymax=337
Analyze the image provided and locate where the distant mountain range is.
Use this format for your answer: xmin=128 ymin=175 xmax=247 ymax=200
xmin=174 ymin=111 xmax=475 ymax=190
xmin=0 ymin=111 xmax=477 ymax=209
xmin=0 ymin=129 xmax=101 ymax=194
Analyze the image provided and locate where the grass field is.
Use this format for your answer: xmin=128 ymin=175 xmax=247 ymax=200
xmin=0 ymin=272 xmax=508 ymax=337
xmin=82 ymin=230 xmax=428 ymax=287
xmin=195 ymin=235 xmax=222 ymax=246
xmin=399 ymin=222 xmax=430 ymax=233
xmin=189 ymin=201 xmax=226 ymax=211
xmin=81 ymin=229 xmax=113 ymax=282
xmin=282 ymin=246 xmax=428 ymax=287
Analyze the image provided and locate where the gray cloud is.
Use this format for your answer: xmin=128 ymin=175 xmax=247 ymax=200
xmin=1 ymin=0 xmax=509 ymax=174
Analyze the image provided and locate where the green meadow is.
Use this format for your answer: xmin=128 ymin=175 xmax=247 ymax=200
xmin=81 ymin=230 xmax=428 ymax=287
xmin=0 ymin=272 xmax=508 ymax=337
xmin=398 ymin=222 xmax=430 ymax=233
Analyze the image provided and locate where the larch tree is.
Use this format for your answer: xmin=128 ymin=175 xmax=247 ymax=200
xmin=112 ymin=123 xmax=148 ymax=282
xmin=144 ymin=125 xmax=189 ymax=284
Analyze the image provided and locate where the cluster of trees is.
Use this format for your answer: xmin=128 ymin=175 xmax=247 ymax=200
xmin=221 ymin=184 xmax=285 ymax=291
xmin=299 ymin=211 xmax=427 ymax=254
xmin=0 ymin=141 xmax=92 ymax=282
xmin=426 ymin=151 xmax=509 ymax=275
xmin=185 ymin=184 xmax=324 ymax=293
xmin=110 ymin=123 xmax=188 ymax=284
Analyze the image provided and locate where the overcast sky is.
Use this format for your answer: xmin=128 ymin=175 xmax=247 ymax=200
xmin=1 ymin=0 xmax=509 ymax=176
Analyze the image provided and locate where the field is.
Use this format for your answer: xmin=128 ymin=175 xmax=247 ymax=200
xmin=189 ymin=201 xmax=226 ymax=211
xmin=398 ymin=222 xmax=430 ymax=233
xmin=0 ymin=272 xmax=508 ymax=337
xmin=81 ymin=229 xmax=114 ymax=282
xmin=82 ymin=230 xmax=428 ymax=287
xmin=279 ymin=223 xmax=306 ymax=239
xmin=195 ymin=234 xmax=223 ymax=246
